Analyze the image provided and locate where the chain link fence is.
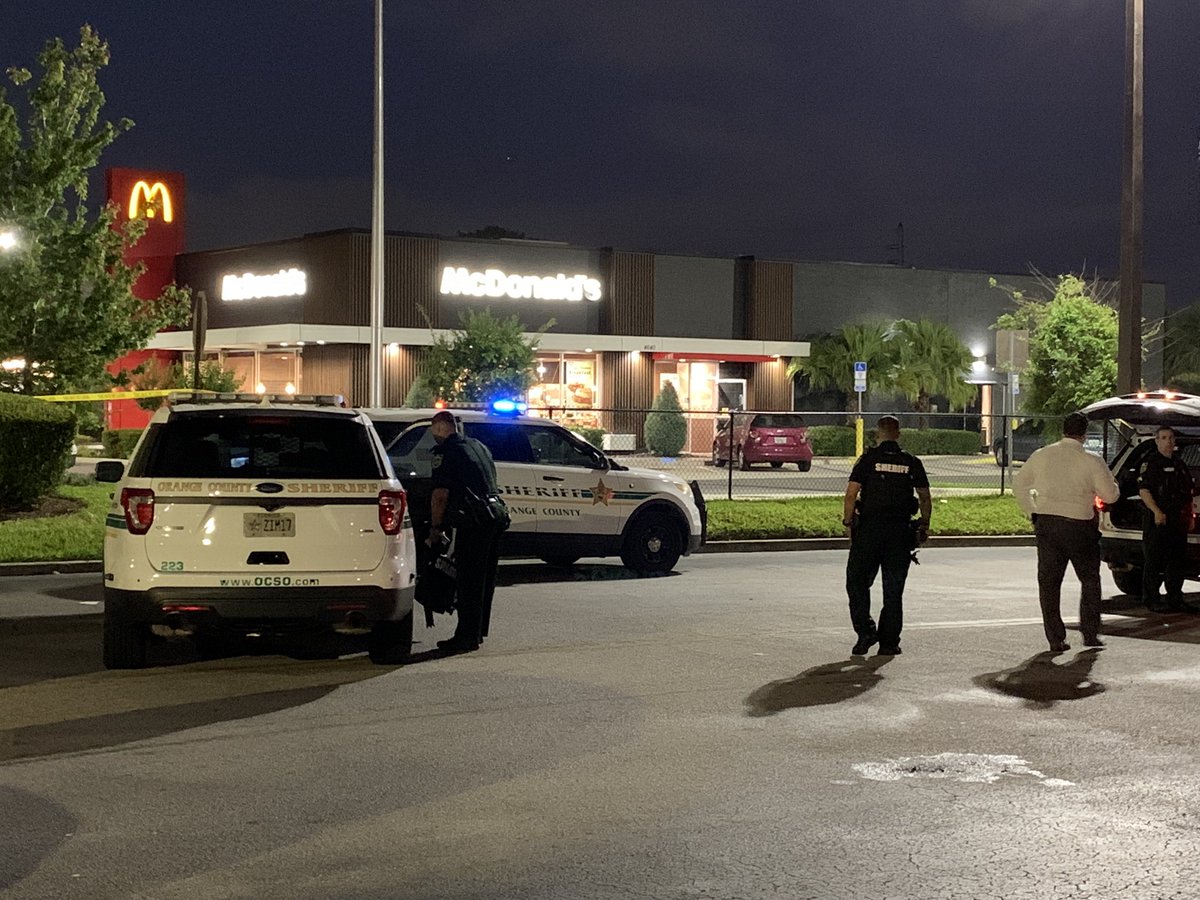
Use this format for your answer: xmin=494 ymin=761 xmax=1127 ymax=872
xmin=529 ymin=406 xmax=1122 ymax=502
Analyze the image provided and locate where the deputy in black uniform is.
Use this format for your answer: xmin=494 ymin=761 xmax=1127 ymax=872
xmin=1137 ymin=425 xmax=1196 ymax=613
xmin=429 ymin=410 xmax=505 ymax=653
xmin=842 ymin=415 xmax=932 ymax=656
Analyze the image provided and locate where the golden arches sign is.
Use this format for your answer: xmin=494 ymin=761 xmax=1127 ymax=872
xmin=128 ymin=180 xmax=174 ymax=222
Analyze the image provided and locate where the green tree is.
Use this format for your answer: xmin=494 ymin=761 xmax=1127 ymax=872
xmin=130 ymin=357 xmax=245 ymax=411
xmin=890 ymin=318 xmax=976 ymax=424
xmin=0 ymin=26 xmax=189 ymax=396
xmin=402 ymin=374 xmax=436 ymax=407
xmin=421 ymin=308 xmax=547 ymax=403
xmin=786 ymin=321 xmax=895 ymax=413
xmin=644 ymin=381 xmax=687 ymax=456
xmin=993 ymin=274 xmax=1118 ymax=416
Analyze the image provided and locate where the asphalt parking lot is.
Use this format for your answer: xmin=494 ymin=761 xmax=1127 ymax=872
xmin=3 ymin=547 xmax=1200 ymax=899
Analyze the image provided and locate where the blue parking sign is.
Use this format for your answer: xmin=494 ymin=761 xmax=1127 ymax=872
xmin=854 ymin=361 xmax=867 ymax=373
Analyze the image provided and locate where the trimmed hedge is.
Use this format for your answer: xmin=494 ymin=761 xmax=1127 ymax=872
xmin=0 ymin=394 xmax=76 ymax=510
xmin=102 ymin=428 xmax=144 ymax=459
xmin=806 ymin=425 xmax=982 ymax=457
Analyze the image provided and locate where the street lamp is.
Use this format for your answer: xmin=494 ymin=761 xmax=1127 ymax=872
xmin=1117 ymin=0 xmax=1144 ymax=394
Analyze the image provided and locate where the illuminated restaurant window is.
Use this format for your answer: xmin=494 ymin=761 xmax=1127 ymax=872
xmin=527 ymin=352 xmax=600 ymax=429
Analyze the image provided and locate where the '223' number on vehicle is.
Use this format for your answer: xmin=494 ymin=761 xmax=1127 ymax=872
xmin=159 ymin=561 xmax=185 ymax=572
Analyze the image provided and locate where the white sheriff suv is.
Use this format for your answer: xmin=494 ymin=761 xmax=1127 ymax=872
xmin=97 ymin=393 xmax=417 ymax=669
xmin=364 ymin=406 xmax=708 ymax=575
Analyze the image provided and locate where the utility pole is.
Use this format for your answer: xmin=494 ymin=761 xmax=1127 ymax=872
xmin=1117 ymin=0 xmax=1144 ymax=395
xmin=368 ymin=0 xmax=386 ymax=407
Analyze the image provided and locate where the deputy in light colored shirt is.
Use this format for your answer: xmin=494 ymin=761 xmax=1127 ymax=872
xmin=1011 ymin=412 xmax=1119 ymax=652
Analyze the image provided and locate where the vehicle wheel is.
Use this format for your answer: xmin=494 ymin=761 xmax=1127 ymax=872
xmin=368 ymin=613 xmax=413 ymax=664
xmin=769 ymin=461 xmax=783 ymax=469
xmin=797 ymin=460 xmax=812 ymax=472
xmin=1112 ymin=567 xmax=1143 ymax=597
xmin=994 ymin=446 xmax=1006 ymax=467
xmin=712 ymin=445 xmax=726 ymax=468
xmin=540 ymin=556 xmax=580 ymax=568
xmin=103 ymin=610 xmax=148 ymax=670
xmin=621 ymin=512 xmax=683 ymax=575
xmin=738 ymin=448 xmax=752 ymax=471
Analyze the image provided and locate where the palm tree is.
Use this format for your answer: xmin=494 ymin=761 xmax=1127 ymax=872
xmin=890 ymin=318 xmax=976 ymax=427
xmin=788 ymin=322 xmax=895 ymax=415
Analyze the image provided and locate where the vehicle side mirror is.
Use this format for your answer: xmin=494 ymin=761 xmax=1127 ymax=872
xmin=95 ymin=460 xmax=125 ymax=483
xmin=592 ymin=449 xmax=609 ymax=471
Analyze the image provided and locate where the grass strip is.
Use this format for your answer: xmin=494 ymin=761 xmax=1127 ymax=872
xmin=0 ymin=484 xmax=1032 ymax=563
xmin=0 ymin=483 xmax=110 ymax=563
xmin=706 ymin=495 xmax=1031 ymax=541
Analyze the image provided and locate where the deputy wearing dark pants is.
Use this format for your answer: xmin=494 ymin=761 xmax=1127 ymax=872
xmin=1014 ymin=412 xmax=1119 ymax=652
xmin=843 ymin=416 xmax=932 ymax=657
xmin=429 ymin=411 xmax=504 ymax=654
xmin=1138 ymin=425 xmax=1195 ymax=612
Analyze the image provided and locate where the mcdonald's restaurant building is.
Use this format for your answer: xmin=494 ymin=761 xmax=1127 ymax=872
xmin=123 ymin=169 xmax=1166 ymax=450
xmin=149 ymin=229 xmax=813 ymax=450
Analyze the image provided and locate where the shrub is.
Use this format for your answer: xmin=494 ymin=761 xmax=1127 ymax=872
xmin=102 ymin=428 xmax=144 ymax=459
xmin=402 ymin=375 xmax=437 ymax=408
xmin=573 ymin=426 xmax=606 ymax=449
xmin=900 ymin=428 xmax=983 ymax=455
xmin=0 ymin=394 xmax=76 ymax=510
xmin=645 ymin=382 xmax=687 ymax=456
xmin=806 ymin=426 xmax=862 ymax=456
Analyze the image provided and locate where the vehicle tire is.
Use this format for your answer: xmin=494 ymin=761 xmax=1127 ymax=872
xmin=103 ymin=610 xmax=148 ymax=670
xmin=738 ymin=447 xmax=752 ymax=471
xmin=621 ymin=512 xmax=683 ymax=575
xmin=1112 ymin=567 xmax=1143 ymax=598
xmin=994 ymin=445 xmax=1006 ymax=467
xmin=769 ymin=461 xmax=783 ymax=469
xmin=368 ymin=613 xmax=413 ymax=664
xmin=540 ymin=556 xmax=580 ymax=568
xmin=712 ymin=445 xmax=726 ymax=468
xmin=797 ymin=460 xmax=812 ymax=472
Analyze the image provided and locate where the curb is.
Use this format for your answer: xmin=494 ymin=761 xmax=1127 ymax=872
xmin=0 ymin=536 xmax=1039 ymax=577
xmin=696 ymin=535 xmax=1037 ymax=554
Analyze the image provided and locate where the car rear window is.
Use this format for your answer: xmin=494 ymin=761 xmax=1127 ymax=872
xmin=135 ymin=414 xmax=382 ymax=479
xmin=751 ymin=414 xmax=806 ymax=428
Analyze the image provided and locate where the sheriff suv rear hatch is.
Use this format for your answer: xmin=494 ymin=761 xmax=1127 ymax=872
xmin=126 ymin=409 xmax=397 ymax=574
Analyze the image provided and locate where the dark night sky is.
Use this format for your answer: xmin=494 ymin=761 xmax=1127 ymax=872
xmin=5 ymin=1 xmax=1200 ymax=308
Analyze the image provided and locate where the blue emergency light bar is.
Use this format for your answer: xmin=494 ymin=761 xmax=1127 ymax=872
xmin=490 ymin=399 xmax=527 ymax=416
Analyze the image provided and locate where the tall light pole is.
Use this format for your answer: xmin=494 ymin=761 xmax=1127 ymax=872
xmin=368 ymin=0 xmax=386 ymax=407
xmin=1117 ymin=0 xmax=1144 ymax=394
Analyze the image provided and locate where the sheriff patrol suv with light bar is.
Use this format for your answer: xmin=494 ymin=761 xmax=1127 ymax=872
xmin=364 ymin=404 xmax=707 ymax=574
xmin=97 ymin=392 xmax=416 ymax=668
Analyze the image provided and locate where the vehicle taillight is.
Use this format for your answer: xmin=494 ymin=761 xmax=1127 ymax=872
xmin=121 ymin=488 xmax=156 ymax=535
xmin=746 ymin=429 xmax=760 ymax=444
xmin=378 ymin=489 xmax=407 ymax=535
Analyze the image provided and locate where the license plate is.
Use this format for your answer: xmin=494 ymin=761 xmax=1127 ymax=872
xmin=773 ymin=437 xmax=788 ymax=444
xmin=243 ymin=512 xmax=295 ymax=537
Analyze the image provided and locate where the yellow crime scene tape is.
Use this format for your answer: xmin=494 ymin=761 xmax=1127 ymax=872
xmin=36 ymin=390 xmax=216 ymax=402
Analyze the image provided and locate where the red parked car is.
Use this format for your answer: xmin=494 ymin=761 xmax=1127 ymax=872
xmin=712 ymin=413 xmax=814 ymax=471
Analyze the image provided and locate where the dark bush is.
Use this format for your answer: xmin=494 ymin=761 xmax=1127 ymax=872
xmin=0 ymin=394 xmax=76 ymax=510
xmin=807 ymin=424 xmax=981 ymax=457
xmin=102 ymin=428 xmax=144 ymax=459
xmin=572 ymin=426 xmax=606 ymax=449
xmin=901 ymin=428 xmax=983 ymax=455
